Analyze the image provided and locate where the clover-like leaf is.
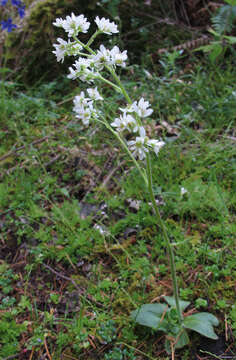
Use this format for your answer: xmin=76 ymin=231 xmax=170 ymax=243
xmin=183 ymin=312 xmax=219 ymax=340
xmin=164 ymin=296 xmax=190 ymax=312
xmin=131 ymin=303 xmax=169 ymax=331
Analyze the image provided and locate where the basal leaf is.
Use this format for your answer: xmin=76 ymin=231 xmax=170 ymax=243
xmin=183 ymin=312 xmax=219 ymax=340
xmin=164 ymin=296 xmax=190 ymax=312
xmin=165 ymin=329 xmax=189 ymax=353
xmin=131 ymin=303 xmax=168 ymax=330
xmin=175 ymin=329 xmax=190 ymax=349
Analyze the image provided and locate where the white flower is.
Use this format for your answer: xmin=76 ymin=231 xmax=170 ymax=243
xmin=67 ymin=58 xmax=98 ymax=82
xmin=87 ymin=87 xmax=103 ymax=101
xmin=92 ymin=45 xmax=112 ymax=70
xmin=111 ymin=114 xmax=138 ymax=133
xmin=125 ymin=114 xmax=139 ymax=133
xmin=74 ymin=101 xmax=95 ymax=125
xmin=119 ymin=104 xmax=136 ymax=114
xmin=53 ymin=17 xmax=65 ymax=28
xmin=62 ymin=13 xmax=90 ymax=37
xmin=93 ymin=224 xmax=109 ymax=235
xmin=132 ymin=97 xmax=153 ymax=118
xmin=110 ymin=46 xmax=127 ymax=67
xmin=139 ymin=126 xmax=146 ymax=137
xmin=73 ymin=91 xmax=89 ymax=110
xmin=67 ymin=67 xmax=77 ymax=80
xmin=75 ymin=106 xmax=92 ymax=125
xmin=127 ymin=127 xmax=150 ymax=160
xmin=95 ymin=16 xmax=119 ymax=35
xmin=180 ymin=187 xmax=188 ymax=196
xmin=66 ymin=41 xmax=83 ymax=56
xmin=52 ymin=38 xmax=83 ymax=62
xmin=52 ymin=38 xmax=69 ymax=63
xmin=147 ymin=139 xmax=165 ymax=156
xmin=73 ymin=98 xmax=99 ymax=126
xmin=111 ymin=115 xmax=128 ymax=132
xmin=119 ymin=98 xmax=153 ymax=118
xmin=92 ymin=45 xmax=127 ymax=69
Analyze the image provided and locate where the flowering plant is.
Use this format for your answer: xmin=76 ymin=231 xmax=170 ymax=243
xmin=0 ymin=0 xmax=25 ymax=32
xmin=52 ymin=13 xmax=219 ymax=356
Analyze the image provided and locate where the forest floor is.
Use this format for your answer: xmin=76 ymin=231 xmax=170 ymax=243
xmin=0 ymin=56 xmax=236 ymax=359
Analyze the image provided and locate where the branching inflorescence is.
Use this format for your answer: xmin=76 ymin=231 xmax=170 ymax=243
xmin=52 ymin=13 xmax=165 ymax=163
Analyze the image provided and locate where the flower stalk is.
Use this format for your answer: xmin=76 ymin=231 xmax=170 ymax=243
xmin=146 ymin=154 xmax=183 ymax=324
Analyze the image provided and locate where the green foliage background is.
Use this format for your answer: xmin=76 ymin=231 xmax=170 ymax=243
xmin=0 ymin=0 xmax=193 ymax=84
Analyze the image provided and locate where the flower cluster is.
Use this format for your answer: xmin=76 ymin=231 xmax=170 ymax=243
xmin=73 ymin=87 xmax=103 ymax=126
xmin=94 ymin=16 xmax=118 ymax=35
xmin=0 ymin=0 xmax=25 ymax=32
xmin=66 ymin=45 xmax=127 ymax=82
xmin=53 ymin=13 xmax=90 ymax=37
xmin=53 ymin=13 xmax=119 ymax=37
xmin=52 ymin=13 xmax=165 ymax=161
xmin=53 ymin=14 xmax=126 ymax=80
xmin=111 ymin=99 xmax=164 ymax=160
xmin=128 ymin=127 xmax=165 ymax=160
xmin=52 ymin=38 xmax=82 ymax=63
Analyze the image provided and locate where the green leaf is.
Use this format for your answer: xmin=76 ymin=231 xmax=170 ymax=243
xmin=176 ymin=329 xmax=190 ymax=348
xmin=223 ymin=35 xmax=236 ymax=44
xmin=194 ymin=43 xmax=219 ymax=53
xmin=164 ymin=296 xmax=190 ymax=312
xmin=224 ymin=0 xmax=236 ymax=5
xmin=165 ymin=330 xmax=189 ymax=353
xmin=209 ymin=44 xmax=223 ymax=62
xmin=131 ymin=303 xmax=168 ymax=330
xmin=0 ymin=67 xmax=12 ymax=74
xmin=183 ymin=312 xmax=219 ymax=340
xmin=59 ymin=187 xmax=70 ymax=198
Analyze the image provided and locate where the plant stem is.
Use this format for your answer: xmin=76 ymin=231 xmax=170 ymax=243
xmin=75 ymin=35 xmax=132 ymax=106
xmin=102 ymin=118 xmax=148 ymax=186
xmin=106 ymin=66 xmax=132 ymax=105
xmin=146 ymin=153 xmax=183 ymax=324
xmin=98 ymin=74 xmax=122 ymax=93
xmin=86 ymin=30 xmax=101 ymax=47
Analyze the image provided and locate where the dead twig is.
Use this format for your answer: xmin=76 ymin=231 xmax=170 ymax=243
xmin=41 ymin=262 xmax=104 ymax=308
xmin=44 ymin=337 xmax=52 ymax=360
xmin=101 ymin=160 xmax=126 ymax=188
xmin=0 ymin=159 xmax=30 ymax=179
xmin=2 ymin=354 xmax=20 ymax=360
xmin=45 ymin=154 xmax=61 ymax=168
xmin=0 ymin=136 xmax=49 ymax=162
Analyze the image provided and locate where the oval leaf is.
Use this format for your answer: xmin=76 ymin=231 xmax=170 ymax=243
xmin=183 ymin=312 xmax=219 ymax=340
xmin=131 ymin=303 xmax=168 ymax=330
xmin=164 ymin=296 xmax=190 ymax=312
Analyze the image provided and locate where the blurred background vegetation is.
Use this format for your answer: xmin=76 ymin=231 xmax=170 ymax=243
xmin=0 ymin=0 xmax=230 ymax=84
